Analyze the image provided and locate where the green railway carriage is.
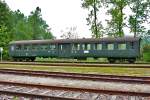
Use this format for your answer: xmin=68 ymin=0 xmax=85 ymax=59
xmin=9 ymin=37 xmax=141 ymax=63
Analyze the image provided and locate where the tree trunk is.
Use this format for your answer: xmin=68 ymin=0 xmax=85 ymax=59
xmin=93 ymin=0 xmax=98 ymax=38
xmin=118 ymin=3 xmax=123 ymax=37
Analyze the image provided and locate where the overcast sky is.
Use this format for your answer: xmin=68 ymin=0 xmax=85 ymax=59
xmin=4 ymin=0 xmax=93 ymax=38
xmin=4 ymin=0 xmax=143 ymax=39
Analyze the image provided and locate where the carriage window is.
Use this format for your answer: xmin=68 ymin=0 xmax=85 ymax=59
xmin=50 ymin=44 xmax=56 ymax=50
xmin=130 ymin=42 xmax=134 ymax=49
xmin=93 ymin=44 xmax=97 ymax=50
xmin=24 ymin=45 xmax=31 ymax=50
xmin=16 ymin=45 xmax=21 ymax=50
xmin=77 ymin=44 xmax=80 ymax=50
xmin=87 ymin=44 xmax=91 ymax=50
xmin=72 ymin=44 xmax=78 ymax=50
xmin=107 ymin=44 xmax=114 ymax=50
xmin=11 ymin=46 xmax=15 ymax=51
xmin=72 ymin=44 xmax=75 ymax=50
xmin=97 ymin=44 xmax=102 ymax=50
xmin=118 ymin=43 xmax=126 ymax=50
xmin=82 ymin=44 xmax=85 ymax=50
xmin=32 ymin=44 xmax=38 ymax=50
xmin=60 ymin=45 xmax=63 ymax=50
xmin=41 ymin=44 xmax=48 ymax=50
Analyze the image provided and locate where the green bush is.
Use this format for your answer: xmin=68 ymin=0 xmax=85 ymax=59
xmin=143 ymin=45 xmax=150 ymax=62
xmin=143 ymin=53 xmax=150 ymax=61
xmin=143 ymin=45 xmax=150 ymax=52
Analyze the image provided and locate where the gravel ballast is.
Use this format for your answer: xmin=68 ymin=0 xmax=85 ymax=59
xmin=0 ymin=73 xmax=150 ymax=93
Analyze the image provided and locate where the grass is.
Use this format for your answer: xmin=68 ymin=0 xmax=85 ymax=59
xmin=35 ymin=57 xmax=108 ymax=63
xmin=35 ymin=57 xmax=150 ymax=64
xmin=0 ymin=64 xmax=150 ymax=76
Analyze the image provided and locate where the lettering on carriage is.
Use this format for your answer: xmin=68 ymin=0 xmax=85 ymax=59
xmin=84 ymin=50 xmax=89 ymax=53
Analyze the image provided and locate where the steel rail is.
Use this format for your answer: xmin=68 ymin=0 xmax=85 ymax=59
xmin=6 ymin=60 xmax=150 ymax=64
xmin=0 ymin=62 xmax=150 ymax=68
xmin=0 ymin=91 xmax=77 ymax=100
xmin=0 ymin=81 xmax=150 ymax=97
xmin=0 ymin=69 xmax=150 ymax=84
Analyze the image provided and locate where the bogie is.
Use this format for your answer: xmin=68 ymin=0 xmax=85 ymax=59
xmin=128 ymin=58 xmax=136 ymax=64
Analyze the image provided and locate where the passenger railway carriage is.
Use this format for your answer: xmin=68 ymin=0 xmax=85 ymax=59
xmin=9 ymin=37 xmax=141 ymax=63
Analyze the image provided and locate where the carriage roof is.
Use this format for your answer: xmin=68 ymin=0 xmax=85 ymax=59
xmin=9 ymin=37 xmax=140 ymax=45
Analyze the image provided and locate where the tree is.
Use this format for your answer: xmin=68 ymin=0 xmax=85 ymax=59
xmin=0 ymin=2 xmax=54 ymax=59
xmin=10 ymin=10 xmax=32 ymax=40
xmin=28 ymin=7 xmax=54 ymax=39
xmin=10 ymin=7 xmax=54 ymax=40
xmin=60 ymin=27 xmax=79 ymax=39
xmin=0 ymin=0 xmax=12 ymax=59
xmin=128 ymin=0 xmax=150 ymax=37
xmin=82 ymin=0 xmax=103 ymax=38
xmin=0 ymin=25 xmax=11 ymax=59
xmin=0 ymin=0 xmax=11 ymax=29
xmin=105 ymin=0 xmax=127 ymax=37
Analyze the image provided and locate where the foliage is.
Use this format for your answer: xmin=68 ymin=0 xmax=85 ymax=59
xmin=82 ymin=0 xmax=104 ymax=38
xmin=10 ymin=7 xmax=54 ymax=40
xmin=0 ymin=1 xmax=54 ymax=59
xmin=10 ymin=10 xmax=32 ymax=40
xmin=0 ymin=0 xmax=11 ymax=29
xmin=105 ymin=0 xmax=127 ymax=37
xmin=142 ymin=36 xmax=150 ymax=45
xmin=143 ymin=53 xmax=150 ymax=62
xmin=28 ymin=7 xmax=53 ymax=40
xmin=0 ymin=0 xmax=12 ymax=59
xmin=0 ymin=25 xmax=11 ymax=59
xmin=82 ymin=0 xmax=150 ymax=38
xmin=142 ymin=44 xmax=150 ymax=61
xmin=128 ymin=0 xmax=150 ymax=37
xmin=143 ymin=44 xmax=150 ymax=53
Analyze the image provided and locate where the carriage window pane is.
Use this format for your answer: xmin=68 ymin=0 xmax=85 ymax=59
xmin=41 ymin=45 xmax=48 ymax=50
xmin=97 ymin=44 xmax=102 ymax=50
xmin=16 ymin=45 xmax=21 ymax=50
xmin=50 ymin=44 xmax=56 ymax=50
xmin=59 ymin=45 xmax=62 ymax=50
xmin=11 ymin=46 xmax=15 ymax=51
xmin=24 ymin=46 xmax=27 ymax=50
xmin=77 ymin=44 xmax=80 ymax=50
xmin=72 ymin=44 xmax=75 ymax=50
xmin=24 ymin=45 xmax=30 ymax=50
xmin=52 ymin=45 xmax=56 ymax=50
xmin=118 ymin=44 xmax=126 ymax=50
xmin=32 ymin=45 xmax=37 ymax=50
xmin=72 ymin=44 xmax=77 ymax=50
xmin=93 ymin=44 xmax=96 ymax=50
xmin=130 ymin=42 xmax=134 ymax=49
xmin=107 ymin=44 xmax=114 ymax=50
xmin=82 ymin=44 xmax=85 ymax=50
xmin=87 ymin=44 xmax=91 ymax=50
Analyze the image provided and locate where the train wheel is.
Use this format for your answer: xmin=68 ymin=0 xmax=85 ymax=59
xmin=13 ymin=58 xmax=17 ymax=61
xmin=19 ymin=58 xmax=23 ymax=62
xmin=128 ymin=58 xmax=136 ymax=64
xmin=25 ymin=58 xmax=30 ymax=62
xmin=108 ymin=58 xmax=116 ymax=63
xmin=31 ymin=58 xmax=35 ymax=62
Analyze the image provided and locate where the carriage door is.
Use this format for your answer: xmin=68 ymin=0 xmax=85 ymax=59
xmin=58 ymin=43 xmax=71 ymax=57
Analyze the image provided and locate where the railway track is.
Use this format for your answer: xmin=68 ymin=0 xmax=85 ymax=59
xmin=0 ymin=61 xmax=150 ymax=68
xmin=0 ymin=69 xmax=150 ymax=84
xmin=0 ymin=69 xmax=150 ymax=99
xmin=0 ymin=81 xmax=150 ymax=100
